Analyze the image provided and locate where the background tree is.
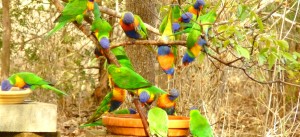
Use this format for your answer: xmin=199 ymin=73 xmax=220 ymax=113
xmin=1 ymin=0 xmax=11 ymax=80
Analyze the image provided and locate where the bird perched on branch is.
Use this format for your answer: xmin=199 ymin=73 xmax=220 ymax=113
xmin=1 ymin=72 xmax=67 ymax=96
xmin=157 ymin=89 xmax=179 ymax=115
xmin=46 ymin=0 xmax=95 ymax=37
xmin=119 ymin=12 xmax=148 ymax=40
xmin=107 ymin=64 xmax=166 ymax=104
xmin=186 ymin=0 xmax=205 ymax=20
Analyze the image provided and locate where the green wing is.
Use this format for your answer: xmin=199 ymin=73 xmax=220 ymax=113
xmin=107 ymin=64 xmax=152 ymax=90
xmin=135 ymin=15 xmax=148 ymax=39
xmin=186 ymin=18 xmax=202 ymax=49
xmin=15 ymin=72 xmax=50 ymax=86
xmin=86 ymin=92 xmax=113 ymax=123
xmin=47 ymin=0 xmax=87 ymax=36
xmin=143 ymin=86 xmax=167 ymax=95
xmin=93 ymin=2 xmax=101 ymax=18
xmin=190 ymin=109 xmax=213 ymax=137
xmin=111 ymin=47 xmax=134 ymax=70
xmin=148 ymin=107 xmax=168 ymax=137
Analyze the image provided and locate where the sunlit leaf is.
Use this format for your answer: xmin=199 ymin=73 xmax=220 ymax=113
xmin=277 ymin=40 xmax=289 ymax=51
xmin=237 ymin=5 xmax=249 ymax=21
xmin=268 ymin=53 xmax=277 ymax=69
xmin=236 ymin=45 xmax=250 ymax=59
xmin=282 ymin=51 xmax=297 ymax=62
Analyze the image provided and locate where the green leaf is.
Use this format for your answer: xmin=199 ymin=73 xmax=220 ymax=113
xmin=198 ymin=52 xmax=206 ymax=63
xmin=217 ymin=25 xmax=227 ymax=33
xmin=148 ymin=107 xmax=168 ymax=137
xmin=268 ymin=53 xmax=277 ymax=69
xmin=258 ymin=54 xmax=267 ymax=65
xmin=277 ymin=40 xmax=289 ymax=51
xmin=293 ymin=52 xmax=300 ymax=59
xmin=237 ymin=5 xmax=248 ymax=21
xmin=251 ymin=12 xmax=264 ymax=32
xmin=282 ymin=51 xmax=297 ymax=62
xmin=236 ymin=45 xmax=250 ymax=59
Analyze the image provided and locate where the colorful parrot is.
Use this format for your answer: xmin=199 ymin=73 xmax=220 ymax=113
xmin=190 ymin=107 xmax=213 ymax=137
xmin=107 ymin=64 xmax=166 ymax=94
xmin=156 ymin=89 xmax=179 ymax=115
xmin=182 ymin=37 xmax=207 ymax=66
xmin=119 ymin=12 xmax=148 ymax=40
xmin=185 ymin=0 xmax=205 ymax=20
xmin=46 ymin=0 xmax=94 ymax=37
xmin=85 ymin=86 xmax=127 ymax=123
xmin=91 ymin=17 xmax=112 ymax=49
xmin=148 ymin=107 xmax=169 ymax=137
xmin=1 ymin=72 xmax=67 ymax=96
xmin=157 ymin=6 xmax=176 ymax=81
xmin=137 ymin=86 xmax=161 ymax=106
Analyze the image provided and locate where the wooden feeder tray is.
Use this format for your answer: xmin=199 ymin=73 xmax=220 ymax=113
xmin=0 ymin=88 xmax=32 ymax=104
xmin=102 ymin=114 xmax=190 ymax=137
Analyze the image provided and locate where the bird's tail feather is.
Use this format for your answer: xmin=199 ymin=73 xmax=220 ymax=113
xmin=46 ymin=21 xmax=68 ymax=37
xmin=42 ymin=85 xmax=68 ymax=96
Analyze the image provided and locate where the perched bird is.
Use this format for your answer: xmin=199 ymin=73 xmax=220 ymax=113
xmin=182 ymin=37 xmax=207 ymax=66
xmin=91 ymin=17 xmax=112 ymax=49
xmin=186 ymin=0 xmax=205 ymax=19
xmin=157 ymin=89 xmax=179 ymax=115
xmin=1 ymin=72 xmax=67 ymax=96
xmin=178 ymin=12 xmax=193 ymax=23
xmin=137 ymin=86 xmax=162 ymax=106
xmin=148 ymin=107 xmax=169 ymax=137
xmin=158 ymin=7 xmax=176 ymax=81
xmin=107 ymin=64 xmax=166 ymax=96
xmin=87 ymin=0 xmax=94 ymax=11
xmin=119 ymin=12 xmax=148 ymax=40
xmin=190 ymin=107 xmax=213 ymax=137
xmin=157 ymin=45 xmax=175 ymax=80
xmin=86 ymin=86 xmax=127 ymax=123
xmin=47 ymin=0 xmax=92 ymax=37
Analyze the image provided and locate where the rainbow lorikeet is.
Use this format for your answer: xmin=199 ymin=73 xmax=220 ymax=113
xmin=158 ymin=6 xmax=176 ymax=81
xmin=156 ymin=89 xmax=179 ymax=115
xmin=136 ymin=86 xmax=165 ymax=106
xmin=190 ymin=107 xmax=213 ymax=137
xmin=91 ymin=17 xmax=112 ymax=49
xmin=1 ymin=72 xmax=67 ymax=96
xmin=107 ymin=64 xmax=166 ymax=94
xmin=119 ymin=12 xmax=148 ymax=40
xmin=46 ymin=0 xmax=94 ymax=37
xmin=185 ymin=0 xmax=205 ymax=20
xmin=182 ymin=37 xmax=207 ymax=66
xmin=85 ymin=86 xmax=127 ymax=123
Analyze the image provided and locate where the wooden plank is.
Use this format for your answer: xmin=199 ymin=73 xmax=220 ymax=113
xmin=0 ymin=102 xmax=57 ymax=132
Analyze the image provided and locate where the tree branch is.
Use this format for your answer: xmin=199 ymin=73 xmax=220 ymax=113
xmin=207 ymin=53 xmax=300 ymax=88
xmin=110 ymin=40 xmax=187 ymax=49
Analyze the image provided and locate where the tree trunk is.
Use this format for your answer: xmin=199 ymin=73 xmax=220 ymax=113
xmin=125 ymin=0 xmax=158 ymax=83
xmin=1 ymin=0 xmax=11 ymax=80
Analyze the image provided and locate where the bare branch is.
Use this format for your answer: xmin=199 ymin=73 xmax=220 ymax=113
xmin=110 ymin=40 xmax=187 ymax=49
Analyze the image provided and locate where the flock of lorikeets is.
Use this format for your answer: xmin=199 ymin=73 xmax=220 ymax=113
xmin=1 ymin=0 xmax=215 ymax=136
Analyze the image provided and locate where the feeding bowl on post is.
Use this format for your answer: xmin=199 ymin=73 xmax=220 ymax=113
xmin=0 ymin=88 xmax=32 ymax=104
xmin=102 ymin=114 xmax=190 ymax=136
